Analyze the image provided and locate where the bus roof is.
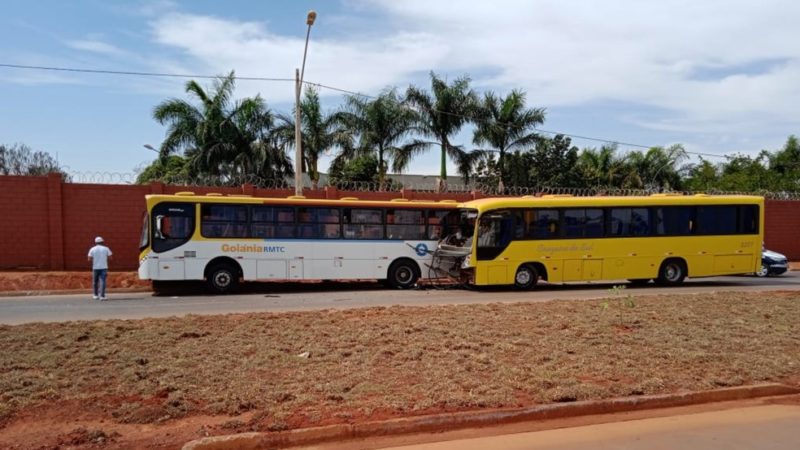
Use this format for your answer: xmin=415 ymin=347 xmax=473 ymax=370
xmin=460 ymin=194 xmax=764 ymax=212
xmin=144 ymin=193 xmax=459 ymax=209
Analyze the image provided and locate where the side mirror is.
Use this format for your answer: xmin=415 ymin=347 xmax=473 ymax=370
xmin=155 ymin=215 xmax=165 ymax=239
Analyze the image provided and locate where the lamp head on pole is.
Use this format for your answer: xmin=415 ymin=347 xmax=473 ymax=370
xmin=306 ymin=10 xmax=317 ymax=26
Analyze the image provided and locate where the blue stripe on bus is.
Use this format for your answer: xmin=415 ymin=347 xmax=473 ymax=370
xmin=259 ymin=240 xmax=419 ymax=243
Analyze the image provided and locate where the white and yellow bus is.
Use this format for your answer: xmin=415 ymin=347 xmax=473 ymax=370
xmin=442 ymin=194 xmax=764 ymax=288
xmin=137 ymin=192 xmax=463 ymax=293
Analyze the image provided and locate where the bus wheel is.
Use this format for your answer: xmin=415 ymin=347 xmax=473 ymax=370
xmin=514 ymin=265 xmax=538 ymax=290
xmin=657 ymin=259 xmax=686 ymax=285
xmin=207 ymin=264 xmax=239 ymax=294
xmin=387 ymin=260 xmax=419 ymax=289
xmin=152 ymin=280 xmax=169 ymax=295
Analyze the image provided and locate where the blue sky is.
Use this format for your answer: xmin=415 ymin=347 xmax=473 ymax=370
xmin=1 ymin=0 xmax=799 ymax=178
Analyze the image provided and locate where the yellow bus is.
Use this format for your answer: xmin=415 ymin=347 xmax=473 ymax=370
xmin=138 ymin=192 xmax=461 ymax=293
xmin=439 ymin=194 xmax=764 ymax=288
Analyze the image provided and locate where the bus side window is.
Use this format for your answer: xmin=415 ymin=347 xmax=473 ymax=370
xmin=738 ymin=205 xmax=759 ymax=234
xmin=631 ymin=208 xmax=650 ymax=236
xmin=537 ymin=209 xmax=560 ymax=238
xmin=325 ymin=224 xmax=341 ymax=239
xmin=585 ymin=208 xmax=604 ymax=237
xmin=654 ymin=207 xmax=695 ymax=235
xmin=511 ymin=210 xmax=525 ymax=239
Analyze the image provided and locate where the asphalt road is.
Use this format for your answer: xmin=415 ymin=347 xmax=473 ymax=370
xmin=0 ymin=272 xmax=797 ymax=325
xmin=359 ymin=403 xmax=800 ymax=450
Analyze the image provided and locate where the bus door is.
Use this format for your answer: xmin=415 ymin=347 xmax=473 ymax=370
xmin=562 ymin=259 xmax=603 ymax=281
xmin=289 ymin=259 xmax=304 ymax=280
xmin=476 ymin=210 xmax=522 ymax=284
xmin=151 ymin=202 xmax=195 ymax=280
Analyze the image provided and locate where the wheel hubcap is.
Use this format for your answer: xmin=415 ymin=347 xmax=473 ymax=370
xmin=215 ymin=272 xmax=231 ymax=287
xmin=666 ymin=265 xmax=679 ymax=281
xmin=516 ymin=269 xmax=531 ymax=285
xmin=396 ymin=268 xmax=411 ymax=284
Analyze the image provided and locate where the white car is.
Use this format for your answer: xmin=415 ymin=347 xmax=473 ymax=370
xmin=757 ymin=249 xmax=789 ymax=277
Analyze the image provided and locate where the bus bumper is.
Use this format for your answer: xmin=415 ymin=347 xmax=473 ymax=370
xmin=138 ymin=257 xmax=155 ymax=280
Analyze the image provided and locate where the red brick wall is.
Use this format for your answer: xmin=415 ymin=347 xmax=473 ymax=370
xmin=0 ymin=176 xmax=50 ymax=268
xmin=764 ymin=200 xmax=800 ymax=258
xmin=1 ymin=175 xmax=799 ymax=270
xmin=61 ymin=183 xmax=151 ymax=271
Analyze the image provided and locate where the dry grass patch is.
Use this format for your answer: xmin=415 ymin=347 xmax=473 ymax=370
xmin=1 ymin=291 xmax=799 ymax=434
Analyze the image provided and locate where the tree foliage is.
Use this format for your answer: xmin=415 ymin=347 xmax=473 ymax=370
xmin=405 ymin=72 xmax=480 ymax=185
xmin=334 ymin=88 xmax=418 ymax=189
xmin=472 ymin=90 xmax=545 ymax=187
xmin=273 ymin=87 xmax=351 ymax=189
xmin=0 ymin=143 xmax=68 ymax=179
xmin=327 ymin=153 xmax=381 ymax=185
xmin=152 ymin=71 xmax=292 ymax=182
xmin=141 ymin=70 xmax=798 ymax=195
xmin=135 ymin=155 xmax=190 ymax=184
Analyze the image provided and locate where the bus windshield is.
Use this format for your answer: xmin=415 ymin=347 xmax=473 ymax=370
xmin=139 ymin=212 xmax=149 ymax=251
xmin=151 ymin=202 xmax=195 ymax=253
xmin=440 ymin=208 xmax=478 ymax=246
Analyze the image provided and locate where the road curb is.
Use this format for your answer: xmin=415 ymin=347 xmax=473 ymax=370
xmin=182 ymin=383 xmax=799 ymax=450
xmin=0 ymin=287 xmax=152 ymax=297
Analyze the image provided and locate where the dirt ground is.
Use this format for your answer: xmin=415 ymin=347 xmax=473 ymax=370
xmin=0 ymin=271 xmax=149 ymax=293
xmin=0 ymin=291 xmax=799 ymax=449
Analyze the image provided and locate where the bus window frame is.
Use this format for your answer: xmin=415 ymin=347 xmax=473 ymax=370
xmin=151 ymin=202 xmax=196 ymax=253
xmin=471 ymin=203 xmax=761 ymax=245
xmin=200 ymin=204 xmax=249 ymax=239
xmin=343 ymin=208 xmax=385 ymax=240
xmin=386 ymin=208 xmax=427 ymax=241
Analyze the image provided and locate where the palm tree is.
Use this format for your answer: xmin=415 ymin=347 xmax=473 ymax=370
xmin=405 ymin=72 xmax=479 ymax=190
xmin=231 ymin=97 xmax=293 ymax=181
xmin=577 ymin=145 xmax=630 ymax=188
xmin=334 ymin=88 xmax=419 ymax=190
xmin=274 ymin=87 xmax=351 ymax=189
xmin=152 ymin=71 xmax=292 ymax=182
xmin=626 ymin=145 xmax=689 ymax=190
xmin=684 ymin=158 xmax=719 ymax=191
xmin=472 ymin=90 xmax=545 ymax=190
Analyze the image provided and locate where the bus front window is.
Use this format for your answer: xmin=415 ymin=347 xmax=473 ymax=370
xmin=476 ymin=210 xmax=522 ymax=261
xmin=440 ymin=209 xmax=478 ymax=247
xmin=139 ymin=212 xmax=149 ymax=250
xmin=151 ymin=202 xmax=195 ymax=253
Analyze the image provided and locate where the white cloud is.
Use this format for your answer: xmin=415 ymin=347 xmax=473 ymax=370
xmin=351 ymin=1 xmax=800 ymax=134
xmin=148 ymin=13 xmax=448 ymax=103
xmin=66 ymin=39 xmax=127 ymax=56
xmin=143 ymin=1 xmax=800 ymax=139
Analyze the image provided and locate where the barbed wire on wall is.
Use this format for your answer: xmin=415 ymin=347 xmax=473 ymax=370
xmin=58 ymin=170 xmax=800 ymax=200
xmin=326 ymin=180 xmax=403 ymax=192
xmin=63 ymin=171 xmax=136 ymax=184
xmin=151 ymin=173 xmax=293 ymax=189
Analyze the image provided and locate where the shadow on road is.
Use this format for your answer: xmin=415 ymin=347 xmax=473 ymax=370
xmin=147 ymin=275 xmax=765 ymax=297
xmin=151 ymin=279 xmax=390 ymax=297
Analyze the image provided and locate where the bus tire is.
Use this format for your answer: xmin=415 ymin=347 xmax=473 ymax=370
xmin=657 ymin=259 xmax=687 ymax=285
xmin=152 ymin=280 xmax=169 ymax=295
xmin=206 ymin=263 xmax=239 ymax=294
xmin=514 ymin=264 xmax=538 ymax=290
xmin=387 ymin=260 xmax=420 ymax=289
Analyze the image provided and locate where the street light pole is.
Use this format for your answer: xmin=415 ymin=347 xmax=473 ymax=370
xmin=294 ymin=10 xmax=317 ymax=197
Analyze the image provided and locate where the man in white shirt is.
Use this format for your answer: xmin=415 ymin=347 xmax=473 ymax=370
xmin=87 ymin=236 xmax=113 ymax=300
